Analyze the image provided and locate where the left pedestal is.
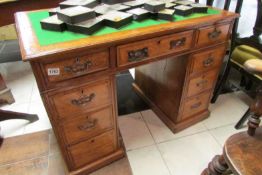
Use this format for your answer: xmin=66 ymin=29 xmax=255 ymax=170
xmin=30 ymin=57 xmax=124 ymax=174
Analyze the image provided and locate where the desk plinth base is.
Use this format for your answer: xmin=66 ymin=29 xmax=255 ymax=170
xmin=133 ymin=83 xmax=210 ymax=133
xmin=69 ymin=148 xmax=125 ymax=175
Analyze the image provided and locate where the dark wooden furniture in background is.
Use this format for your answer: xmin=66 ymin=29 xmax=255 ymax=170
xmin=0 ymin=0 xmax=63 ymax=26
xmin=211 ymin=0 xmax=262 ymax=102
xmin=0 ymin=74 xmax=14 ymax=105
xmin=14 ymin=8 xmax=238 ymax=175
xmin=201 ymin=66 xmax=262 ymax=174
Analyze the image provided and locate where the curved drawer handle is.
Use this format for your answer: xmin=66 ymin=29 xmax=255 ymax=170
xmin=71 ymin=93 xmax=95 ymax=106
xmin=191 ymin=102 xmax=202 ymax=109
xmin=78 ymin=118 xmax=97 ymax=131
xmin=128 ymin=47 xmax=149 ymax=62
xmin=170 ymin=37 xmax=186 ymax=49
xmin=196 ymin=80 xmax=208 ymax=87
xmin=64 ymin=59 xmax=92 ymax=74
xmin=203 ymin=57 xmax=214 ymax=67
xmin=208 ymin=28 xmax=222 ymax=39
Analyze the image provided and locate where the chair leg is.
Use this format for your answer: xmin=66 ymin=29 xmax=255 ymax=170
xmin=0 ymin=109 xmax=39 ymax=123
xmin=247 ymin=86 xmax=262 ymax=136
xmin=211 ymin=64 xmax=231 ymax=103
xmin=235 ymin=108 xmax=251 ymax=129
xmin=240 ymin=75 xmax=246 ymax=87
xmin=201 ymin=155 xmax=228 ymax=175
xmin=248 ymin=115 xmax=261 ymax=136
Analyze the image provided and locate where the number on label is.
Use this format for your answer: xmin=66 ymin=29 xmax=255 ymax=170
xmin=48 ymin=68 xmax=60 ymax=76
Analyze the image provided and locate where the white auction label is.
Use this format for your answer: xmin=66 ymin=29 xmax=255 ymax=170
xmin=48 ymin=68 xmax=60 ymax=76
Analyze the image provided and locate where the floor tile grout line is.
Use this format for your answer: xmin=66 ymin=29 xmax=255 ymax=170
xmin=207 ymin=130 xmax=224 ymax=148
xmin=139 ymin=111 xmax=158 ymax=145
xmin=155 ymin=144 xmax=173 ymax=175
xmin=155 ymin=129 xmax=208 ymax=145
xmin=138 ymin=111 xmax=211 ymax=145
xmin=204 ymin=122 xmax=247 ymax=132
xmin=139 ymin=111 xmax=173 ymax=175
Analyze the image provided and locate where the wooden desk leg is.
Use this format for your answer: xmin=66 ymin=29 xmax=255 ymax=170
xmin=201 ymin=155 xmax=228 ymax=175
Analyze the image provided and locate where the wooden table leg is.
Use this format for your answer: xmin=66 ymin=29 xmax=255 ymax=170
xmin=201 ymin=155 xmax=228 ymax=175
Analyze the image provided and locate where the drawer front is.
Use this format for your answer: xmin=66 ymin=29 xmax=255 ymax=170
xmin=117 ymin=30 xmax=193 ymax=67
xmin=61 ymin=106 xmax=114 ymax=145
xmin=44 ymin=50 xmax=109 ymax=82
xmin=196 ymin=24 xmax=230 ymax=47
xmin=190 ymin=45 xmax=226 ymax=74
xmin=182 ymin=92 xmax=210 ymax=120
xmin=68 ymin=130 xmax=117 ymax=169
xmin=51 ymin=79 xmax=111 ymax=119
xmin=186 ymin=70 xmax=217 ymax=97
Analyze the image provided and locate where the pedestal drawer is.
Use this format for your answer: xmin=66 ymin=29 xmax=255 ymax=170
xmin=182 ymin=92 xmax=210 ymax=120
xmin=43 ymin=49 xmax=109 ymax=82
xmin=117 ymin=30 xmax=193 ymax=67
xmin=61 ymin=106 xmax=114 ymax=145
xmin=196 ymin=24 xmax=230 ymax=47
xmin=50 ymin=79 xmax=111 ymax=119
xmin=190 ymin=45 xmax=226 ymax=74
xmin=186 ymin=70 xmax=217 ymax=97
xmin=68 ymin=130 xmax=117 ymax=169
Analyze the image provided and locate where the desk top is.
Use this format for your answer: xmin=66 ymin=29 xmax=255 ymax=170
xmin=15 ymin=7 xmax=238 ymax=61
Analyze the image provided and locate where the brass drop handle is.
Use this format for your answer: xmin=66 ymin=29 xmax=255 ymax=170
xmin=203 ymin=57 xmax=214 ymax=67
xmin=208 ymin=28 xmax=222 ymax=39
xmin=78 ymin=118 xmax=97 ymax=131
xmin=128 ymin=47 xmax=149 ymax=62
xmin=170 ymin=37 xmax=186 ymax=49
xmin=64 ymin=58 xmax=92 ymax=73
xmin=191 ymin=102 xmax=202 ymax=109
xmin=71 ymin=93 xmax=95 ymax=106
xmin=196 ymin=79 xmax=208 ymax=87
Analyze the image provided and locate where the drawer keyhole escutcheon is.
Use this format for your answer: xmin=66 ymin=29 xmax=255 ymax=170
xmin=191 ymin=102 xmax=202 ymax=109
xmin=203 ymin=56 xmax=214 ymax=67
xmin=71 ymin=93 xmax=95 ymax=106
xmin=170 ymin=37 xmax=186 ymax=49
xmin=128 ymin=47 xmax=149 ymax=62
xmin=208 ymin=28 xmax=222 ymax=39
xmin=64 ymin=58 xmax=92 ymax=74
xmin=78 ymin=118 xmax=97 ymax=131
xmin=196 ymin=80 xmax=208 ymax=87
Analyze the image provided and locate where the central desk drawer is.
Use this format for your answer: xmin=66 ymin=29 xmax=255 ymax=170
xmin=43 ymin=50 xmax=109 ymax=82
xmin=61 ymin=106 xmax=114 ymax=145
xmin=68 ymin=130 xmax=117 ymax=169
xmin=50 ymin=79 xmax=111 ymax=119
xmin=186 ymin=71 xmax=217 ymax=97
xmin=117 ymin=30 xmax=193 ymax=67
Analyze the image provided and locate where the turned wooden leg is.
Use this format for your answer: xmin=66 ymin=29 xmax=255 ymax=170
xmin=201 ymin=155 xmax=228 ymax=175
xmin=248 ymin=115 xmax=261 ymax=136
xmin=247 ymin=87 xmax=262 ymax=136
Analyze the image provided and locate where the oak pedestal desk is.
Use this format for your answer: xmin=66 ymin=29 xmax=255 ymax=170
xmin=15 ymin=8 xmax=238 ymax=175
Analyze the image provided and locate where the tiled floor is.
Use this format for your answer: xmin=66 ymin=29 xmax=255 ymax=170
xmin=0 ymin=62 xmax=251 ymax=175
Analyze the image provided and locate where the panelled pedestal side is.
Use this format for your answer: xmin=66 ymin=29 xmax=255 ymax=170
xmin=15 ymin=8 xmax=238 ymax=175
